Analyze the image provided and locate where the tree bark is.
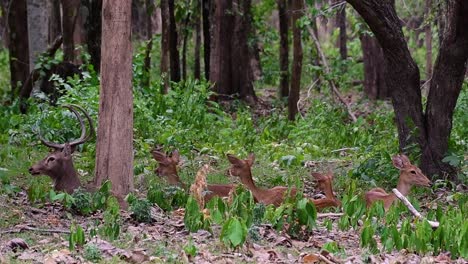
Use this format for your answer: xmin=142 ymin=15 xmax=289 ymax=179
xmin=202 ymin=0 xmax=211 ymax=80
xmin=278 ymin=0 xmax=289 ymax=98
xmin=160 ymin=0 xmax=169 ymax=93
xmin=168 ymin=0 xmax=180 ymax=82
xmin=422 ymin=1 xmax=468 ymax=178
xmin=360 ymin=33 xmax=389 ymax=100
xmin=181 ymin=13 xmax=191 ymax=81
xmin=27 ymin=0 xmax=50 ymax=75
xmin=194 ymin=0 xmax=201 ymax=80
xmin=61 ymin=0 xmax=80 ymax=62
xmin=95 ymin=0 xmax=134 ymax=203
xmin=8 ymin=0 xmax=30 ymax=97
xmin=49 ymin=0 xmax=61 ymax=42
xmin=288 ymin=0 xmax=303 ymax=120
xmin=424 ymin=0 xmax=432 ymax=81
xmin=83 ymin=0 xmax=102 ymax=72
xmin=142 ymin=0 xmax=154 ymax=88
xmin=336 ymin=1 xmax=347 ymax=59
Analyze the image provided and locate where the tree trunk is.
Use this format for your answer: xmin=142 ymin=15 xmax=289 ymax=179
xmin=160 ymin=0 xmax=169 ymax=93
xmin=61 ymin=0 xmax=80 ymax=62
xmin=181 ymin=14 xmax=191 ymax=81
xmin=168 ymin=0 xmax=180 ymax=82
xmin=83 ymin=0 xmax=102 ymax=72
xmin=194 ymin=0 xmax=201 ymax=80
xmin=288 ymin=0 xmax=303 ymax=121
xmin=49 ymin=0 xmax=61 ymax=42
xmin=360 ymin=33 xmax=389 ymax=100
xmin=422 ymin=1 xmax=468 ymax=179
xmin=424 ymin=0 xmax=432 ymax=81
xmin=210 ymin=0 xmax=256 ymax=101
xmin=278 ymin=0 xmax=289 ymax=98
xmin=142 ymin=0 xmax=154 ymax=88
xmin=8 ymin=0 xmax=30 ymax=97
xmin=336 ymin=1 xmax=347 ymax=59
xmin=202 ymin=0 xmax=210 ymax=80
xmin=27 ymin=0 xmax=50 ymax=73
xmin=95 ymin=0 xmax=134 ymax=204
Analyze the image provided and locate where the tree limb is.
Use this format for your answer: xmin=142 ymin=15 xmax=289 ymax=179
xmin=392 ymin=188 xmax=439 ymax=228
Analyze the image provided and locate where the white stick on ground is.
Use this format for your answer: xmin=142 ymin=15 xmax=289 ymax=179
xmin=392 ymin=188 xmax=439 ymax=228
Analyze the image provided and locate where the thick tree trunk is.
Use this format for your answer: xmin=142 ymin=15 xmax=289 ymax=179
xmin=202 ymin=0 xmax=211 ymax=80
xmin=347 ymin=0 xmax=426 ymax=155
xmin=8 ymin=0 xmax=30 ymax=97
xmin=278 ymin=0 xmax=289 ymax=98
xmin=360 ymin=34 xmax=389 ymax=100
xmin=83 ymin=0 xmax=102 ymax=72
xmin=194 ymin=0 xmax=201 ymax=80
xmin=95 ymin=0 xmax=134 ymax=204
xmin=27 ymin=0 xmax=50 ymax=73
xmin=160 ymin=0 xmax=169 ymax=93
xmin=288 ymin=0 xmax=303 ymax=121
xmin=168 ymin=0 xmax=180 ymax=82
xmin=336 ymin=2 xmax=347 ymax=59
xmin=61 ymin=0 xmax=80 ymax=62
xmin=422 ymin=1 xmax=468 ymax=179
xmin=210 ymin=0 xmax=256 ymax=100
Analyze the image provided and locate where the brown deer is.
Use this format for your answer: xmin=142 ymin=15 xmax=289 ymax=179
xmin=151 ymin=150 xmax=234 ymax=201
xmin=365 ymin=154 xmax=431 ymax=210
xmin=226 ymin=154 xmax=341 ymax=210
xmin=29 ymin=105 xmax=94 ymax=194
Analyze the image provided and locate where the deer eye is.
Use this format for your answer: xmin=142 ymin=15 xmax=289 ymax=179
xmin=410 ymin=170 xmax=416 ymax=174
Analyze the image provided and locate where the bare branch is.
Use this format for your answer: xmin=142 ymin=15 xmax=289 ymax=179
xmin=392 ymin=188 xmax=439 ymax=228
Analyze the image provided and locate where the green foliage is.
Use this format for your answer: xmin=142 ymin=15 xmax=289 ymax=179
xmin=100 ymin=196 xmax=121 ymax=241
xmin=147 ymin=185 xmax=188 ymax=211
xmin=183 ymin=237 xmax=198 ymax=258
xmin=220 ymin=217 xmax=247 ymax=249
xmin=183 ymin=196 xmax=211 ymax=233
xmin=127 ymin=193 xmax=153 ymax=223
xmin=83 ymin=244 xmax=102 ymax=263
xmin=69 ymin=223 xmax=86 ymax=250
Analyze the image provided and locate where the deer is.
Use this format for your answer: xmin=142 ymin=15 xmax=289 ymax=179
xmin=365 ymin=154 xmax=431 ymax=211
xmin=226 ymin=154 xmax=341 ymax=210
xmin=28 ymin=105 xmax=94 ymax=194
xmin=151 ymin=149 xmax=234 ymax=201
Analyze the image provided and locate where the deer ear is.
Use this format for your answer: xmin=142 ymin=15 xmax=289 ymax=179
xmin=227 ymin=154 xmax=242 ymax=165
xmin=247 ymin=153 xmax=255 ymax=166
xmin=392 ymin=155 xmax=405 ymax=170
xmin=399 ymin=154 xmax=411 ymax=166
xmin=171 ymin=150 xmax=180 ymax=163
xmin=152 ymin=150 xmax=167 ymax=162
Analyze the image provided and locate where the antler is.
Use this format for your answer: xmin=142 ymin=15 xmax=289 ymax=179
xmin=38 ymin=105 xmax=94 ymax=150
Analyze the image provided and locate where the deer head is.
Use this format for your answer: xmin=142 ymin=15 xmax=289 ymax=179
xmin=151 ymin=149 xmax=185 ymax=187
xmin=29 ymin=105 xmax=94 ymax=194
xmin=392 ymin=154 xmax=431 ymax=193
xmin=311 ymin=171 xmax=341 ymax=207
xmin=226 ymin=153 xmax=256 ymax=188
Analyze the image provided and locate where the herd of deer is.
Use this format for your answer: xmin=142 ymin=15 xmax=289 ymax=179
xmin=28 ymin=105 xmax=432 ymax=211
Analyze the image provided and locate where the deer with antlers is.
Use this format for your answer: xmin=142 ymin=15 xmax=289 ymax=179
xmin=151 ymin=149 xmax=234 ymax=201
xmin=226 ymin=154 xmax=341 ymax=209
xmin=29 ymin=105 xmax=94 ymax=194
xmin=365 ymin=154 xmax=431 ymax=211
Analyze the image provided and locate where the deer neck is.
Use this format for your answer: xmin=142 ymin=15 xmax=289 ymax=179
xmin=396 ymin=176 xmax=412 ymax=196
xmin=240 ymin=170 xmax=261 ymax=194
xmin=52 ymin=161 xmax=81 ymax=193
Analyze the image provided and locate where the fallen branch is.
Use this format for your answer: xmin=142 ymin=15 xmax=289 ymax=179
xmin=317 ymin=212 xmax=344 ymax=218
xmin=392 ymin=188 xmax=439 ymax=228
xmin=317 ymin=253 xmax=337 ymax=264
xmin=302 ymin=3 xmax=357 ymax=122
xmin=0 ymin=225 xmax=71 ymax=235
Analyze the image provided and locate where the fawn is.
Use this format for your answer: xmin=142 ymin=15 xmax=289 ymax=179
xmin=29 ymin=105 xmax=94 ymax=194
xmin=365 ymin=154 xmax=431 ymax=210
xmin=226 ymin=154 xmax=341 ymax=209
xmin=151 ymin=150 xmax=234 ymax=201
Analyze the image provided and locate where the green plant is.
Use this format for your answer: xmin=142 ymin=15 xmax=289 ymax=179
xmin=127 ymin=193 xmax=152 ymax=223
xmin=220 ymin=217 xmax=247 ymax=249
xmin=83 ymin=244 xmax=102 ymax=262
xmin=184 ymin=196 xmax=211 ymax=232
xmin=99 ymin=196 xmax=121 ymax=240
xmin=183 ymin=237 xmax=198 ymax=258
xmin=69 ymin=223 xmax=86 ymax=250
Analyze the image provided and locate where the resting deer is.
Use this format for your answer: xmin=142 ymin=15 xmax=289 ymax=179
xmin=151 ymin=150 xmax=234 ymax=201
xmin=365 ymin=154 xmax=431 ymax=211
xmin=226 ymin=154 xmax=341 ymax=210
xmin=29 ymin=105 xmax=94 ymax=194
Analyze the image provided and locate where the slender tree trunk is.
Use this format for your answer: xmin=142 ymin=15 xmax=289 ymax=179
xmin=168 ymin=0 xmax=180 ymax=82
xmin=360 ymin=33 xmax=389 ymax=99
xmin=83 ymin=0 xmax=102 ymax=72
xmin=194 ymin=0 xmax=201 ymax=80
xmin=49 ymin=0 xmax=61 ymax=42
xmin=288 ymin=0 xmax=303 ymax=120
xmin=95 ymin=0 xmax=134 ymax=205
xmin=160 ymin=0 xmax=169 ymax=93
xmin=202 ymin=0 xmax=210 ymax=80
xmin=8 ymin=0 xmax=30 ymax=97
xmin=27 ymin=0 xmax=50 ymax=73
xmin=424 ymin=0 xmax=432 ymax=81
xmin=336 ymin=1 xmax=347 ymax=59
xmin=422 ymin=1 xmax=468 ymax=179
xmin=61 ymin=0 xmax=80 ymax=62
xmin=278 ymin=0 xmax=289 ymax=98
xmin=143 ymin=0 xmax=154 ymax=88
xmin=181 ymin=14 xmax=191 ymax=81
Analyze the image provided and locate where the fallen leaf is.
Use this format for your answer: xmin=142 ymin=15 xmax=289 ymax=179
xmin=302 ymin=253 xmax=320 ymax=263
